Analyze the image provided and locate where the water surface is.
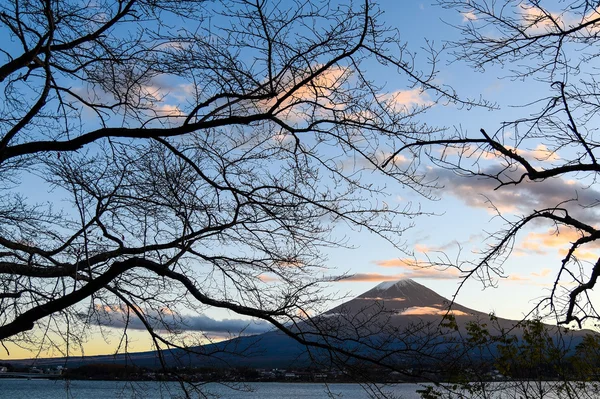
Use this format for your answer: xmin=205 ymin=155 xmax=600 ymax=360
xmin=0 ymin=379 xmax=418 ymax=399
xmin=0 ymin=379 xmax=595 ymax=398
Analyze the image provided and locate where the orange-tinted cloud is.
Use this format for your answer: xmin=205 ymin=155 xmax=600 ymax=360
xmin=339 ymin=273 xmax=407 ymax=282
xmin=506 ymin=274 xmax=529 ymax=282
xmin=414 ymin=243 xmax=430 ymax=253
xmin=517 ymin=227 xmax=600 ymax=260
xmin=339 ymin=268 xmax=459 ymax=283
xmin=399 ymin=306 xmax=469 ymax=316
xmin=375 ymin=258 xmax=420 ymax=268
xmin=380 ymin=88 xmax=433 ymax=110
xmin=503 ymin=268 xmax=557 ymax=285
xmin=260 ymin=65 xmax=351 ymax=123
xmin=558 ymin=248 xmax=599 ymax=261
xmin=257 ymin=274 xmax=280 ymax=282
xmin=520 ymin=5 xmax=564 ymax=33
xmin=515 ymin=144 xmax=560 ymax=162
xmin=370 ymin=255 xmax=462 ymax=282
xmin=361 ymin=297 xmax=406 ymax=301
xmin=531 ymin=268 xmax=552 ymax=277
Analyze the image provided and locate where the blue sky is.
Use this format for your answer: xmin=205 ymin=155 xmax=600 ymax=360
xmin=316 ymin=0 xmax=600 ymax=328
xmin=3 ymin=0 xmax=599 ymax=359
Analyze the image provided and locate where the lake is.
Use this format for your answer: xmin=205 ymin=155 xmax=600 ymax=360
xmin=0 ymin=379 xmax=596 ymax=398
xmin=0 ymin=379 xmax=420 ymax=398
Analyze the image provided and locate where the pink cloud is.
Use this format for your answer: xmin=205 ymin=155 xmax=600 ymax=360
xmin=338 ymin=268 xmax=459 ymax=283
xmin=399 ymin=306 xmax=469 ymax=316
xmin=517 ymin=227 xmax=600 ymax=260
xmin=375 ymin=258 xmax=421 ymax=268
xmin=506 ymin=274 xmax=529 ymax=282
xmin=361 ymin=297 xmax=406 ymax=301
xmin=257 ymin=274 xmax=280 ymax=282
xmin=371 ymin=258 xmax=460 ymax=280
xmin=379 ymin=88 xmax=433 ymax=110
xmin=531 ymin=268 xmax=552 ymax=277
xmin=558 ymin=248 xmax=599 ymax=261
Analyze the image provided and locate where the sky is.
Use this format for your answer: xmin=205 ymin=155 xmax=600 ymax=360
xmin=321 ymin=0 xmax=596 ymax=322
xmin=3 ymin=0 xmax=600 ymax=360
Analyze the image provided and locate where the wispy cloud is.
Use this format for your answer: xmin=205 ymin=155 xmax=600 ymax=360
xmin=379 ymin=89 xmax=433 ymax=110
xmin=257 ymin=273 xmax=280 ymax=283
xmin=338 ymin=267 xmax=459 ymax=283
xmin=501 ymin=268 xmax=558 ymax=285
xmin=515 ymin=227 xmax=600 ymax=260
xmin=558 ymin=248 xmax=598 ymax=261
xmin=373 ymin=255 xmax=460 ymax=279
xmin=531 ymin=268 xmax=552 ymax=277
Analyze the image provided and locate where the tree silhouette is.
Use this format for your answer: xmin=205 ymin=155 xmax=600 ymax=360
xmin=388 ymin=0 xmax=600 ymax=328
xmin=0 ymin=0 xmax=480 ymax=381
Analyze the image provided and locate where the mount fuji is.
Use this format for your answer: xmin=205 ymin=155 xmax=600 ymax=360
xmin=10 ymin=279 xmax=591 ymax=369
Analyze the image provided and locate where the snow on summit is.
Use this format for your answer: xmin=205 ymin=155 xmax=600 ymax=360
xmin=374 ymin=279 xmax=416 ymax=291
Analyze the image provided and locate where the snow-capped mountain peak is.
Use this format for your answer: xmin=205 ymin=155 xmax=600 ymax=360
xmin=373 ymin=279 xmax=416 ymax=291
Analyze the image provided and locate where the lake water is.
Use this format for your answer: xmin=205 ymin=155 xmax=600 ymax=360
xmin=0 ymin=380 xmax=421 ymax=398
xmin=0 ymin=379 xmax=596 ymax=398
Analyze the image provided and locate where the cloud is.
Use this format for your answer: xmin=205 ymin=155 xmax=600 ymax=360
xmin=341 ymin=150 xmax=411 ymax=173
xmin=368 ymin=256 xmax=461 ymax=282
xmin=520 ymin=5 xmax=564 ymax=33
xmin=517 ymin=144 xmax=560 ymax=162
xmin=580 ymin=7 xmax=600 ymax=30
xmin=521 ymin=228 xmax=583 ymax=249
xmin=338 ymin=268 xmax=459 ymax=283
xmin=414 ymin=243 xmax=430 ymax=253
xmin=403 ymin=235 xmax=485 ymax=257
xmin=179 ymin=315 xmax=273 ymax=334
xmin=435 ymin=144 xmax=500 ymax=161
xmin=399 ymin=306 xmax=469 ymax=316
xmin=516 ymin=227 xmax=600 ymax=260
xmin=558 ymin=248 xmax=599 ymax=261
xmin=289 ymin=66 xmax=349 ymax=103
xmin=376 ymin=259 xmax=419 ymax=268
xmin=376 ymin=152 xmax=410 ymax=166
xmin=375 ymin=258 xmax=444 ymax=269
xmin=499 ymin=268 xmax=558 ymax=285
xmin=154 ymin=103 xmax=184 ymax=117
xmin=506 ymin=274 xmax=529 ymax=282
xmin=501 ymin=273 xmax=553 ymax=287
xmin=434 ymin=142 xmax=560 ymax=166
xmin=259 ymin=65 xmax=352 ymax=123
xmin=361 ymin=297 xmax=406 ymax=301
xmin=432 ymin=164 xmax=600 ymax=217
xmin=519 ymin=4 xmax=600 ymax=34
xmin=462 ymin=12 xmax=477 ymax=22
xmin=379 ymin=89 xmax=433 ymax=110
xmin=531 ymin=268 xmax=552 ymax=277
xmin=87 ymin=305 xmax=273 ymax=335
xmin=257 ymin=273 xmax=280 ymax=282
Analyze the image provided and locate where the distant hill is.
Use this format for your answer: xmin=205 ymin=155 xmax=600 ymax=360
xmin=7 ymin=279 xmax=594 ymax=370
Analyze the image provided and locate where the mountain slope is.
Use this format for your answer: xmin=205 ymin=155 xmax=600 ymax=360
xmin=8 ymin=279 xmax=593 ymax=369
xmin=326 ymin=279 xmax=484 ymax=318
